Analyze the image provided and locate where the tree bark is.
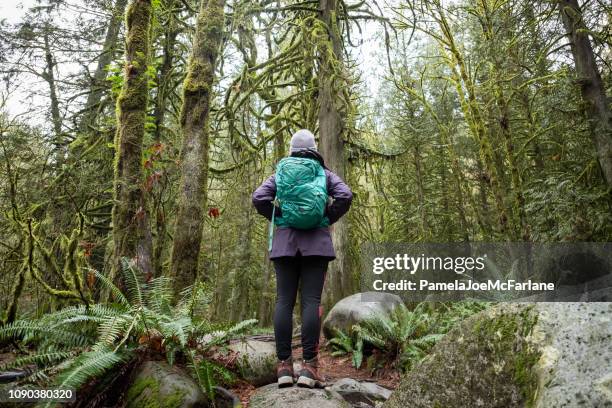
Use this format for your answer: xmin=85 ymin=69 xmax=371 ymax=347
xmin=435 ymin=4 xmax=511 ymax=237
xmin=558 ymin=0 xmax=612 ymax=187
xmin=229 ymin=167 xmax=254 ymax=321
xmin=110 ymin=0 xmax=154 ymax=282
xmin=80 ymin=0 xmax=128 ymax=133
xmin=317 ymin=0 xmax=352 ymax=307
xmin=151 ymin=0 xmax=179 ymax=276
xmin=413 ymin=143 xmax=429 ymax=237
xmin=170 ymin=0 xmax=225 ymax=291
xmin=153 ymin=0 xmax=179 ymax=142
xmin=42 ymin=29 xmax=63 ymax=154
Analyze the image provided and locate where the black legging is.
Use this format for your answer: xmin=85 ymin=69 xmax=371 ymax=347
xmin=273 ymin=256 xmax=328 ymax=361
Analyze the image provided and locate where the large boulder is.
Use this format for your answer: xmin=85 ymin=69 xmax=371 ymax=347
xmin=329 ymin=378 xmax=392 ymax=406
xmin=249 ymin=383 xmax=350 ymax=408
xmin=384 ymin=303 xmax=612 ymax=408
xmin=226 ymin=339 xmax=277 ymax=386
xmin=125 ymin=360 xmax=208 ymax=408
xmin=323 ymin=292 xmax=403 ymax=339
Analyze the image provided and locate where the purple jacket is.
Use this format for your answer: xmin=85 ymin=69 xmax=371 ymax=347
xmin=252 ymin=169 xmax=353 ymax=259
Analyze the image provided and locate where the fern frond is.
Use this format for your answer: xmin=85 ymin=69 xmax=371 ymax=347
xmin=225 ymin=319 xmax=258 ymax=337
xmin=352 ymin=337 xmax=364 ymax=368
xmin=144 ymin=276 xmax=174 ymax=314
xmin=159 ymin=317 xmax=192 ymax=347
xmin=176 ymin=282 xmax=212 ymax=318
xmin=198 ymin=330 xmax=229 ymax=348
xmin=353 ymin=325 xmax=386 ymax=349
xmin=55 ymin=348 xmax=127 ymax=390
xmin=360 ymin=313 xmax=396 ymax=342
xmin=93 ymin=313 xmax=136 ymax=350
xmin=120 ymin=258 xmax=143 ymax=306
xmin=92 ymin=269 xmax=129 ymax=307
xmin=408 ymin=333 xmax=443 ymax=349
xmin=329 ymin=330 xmax=354 ymax=354
xmin=0 ymin=321 xmax=90 ymax=347
xmin=0 ymin=351 xmax=77 ymax=371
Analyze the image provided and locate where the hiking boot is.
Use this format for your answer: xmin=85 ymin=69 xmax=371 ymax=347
xmin=277 ymin=357 xmax=294 ymax=388
xmin=297 ymin=358 xmax=325 ymax=388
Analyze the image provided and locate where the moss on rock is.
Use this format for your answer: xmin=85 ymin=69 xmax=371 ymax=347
xmin=125 ymin=361 xmax=207 ymax=408
xmin=384 ymin=304 xmax=540 ymax=408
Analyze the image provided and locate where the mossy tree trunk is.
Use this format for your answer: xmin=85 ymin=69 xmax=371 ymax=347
xmin=434 ymin=3 xmax=511 ymax=238
xmin=475 ymin=0 xmax=527 ymax=239
xmin=170 ymin=0 xmax=225 ymax=291
xmin=79 ymin=0 xmax=128 ymax=133
xmin=317 ymin=0 xmax=353 ymax=308
xmin=151 ymin=0 xmax=180 ymax=276
xmin=413 ymin=143 xmax=429 ymax=238
xmin=153 ymin=0 xmax=179 ymax=143
xmin=558 ymin=0 xmax=612 ymax=188
xmin=111 ymin=0 xmax=154 ymax=282
xmin=42 ymin=24 xmax=63 ymax=153
xmin=229 ymin=165 xmax=254 ymax=321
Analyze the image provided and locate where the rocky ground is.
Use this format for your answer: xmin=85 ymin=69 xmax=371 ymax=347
xmin=228 ymin=341 xmax=401 ymax=407
xmin=3 ymin=292 xmax=610 ymax=407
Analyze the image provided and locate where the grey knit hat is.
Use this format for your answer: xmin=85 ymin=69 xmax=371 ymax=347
xmin=289 ymin=129 xmax=317 ymax=153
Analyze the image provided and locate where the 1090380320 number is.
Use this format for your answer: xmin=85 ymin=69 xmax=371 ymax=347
xmin=0 ymin=388 xmax=76 ymax=402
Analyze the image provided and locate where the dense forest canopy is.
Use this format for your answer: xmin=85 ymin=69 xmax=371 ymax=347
xmin=0 ymin=0 xmax=610 ymax=324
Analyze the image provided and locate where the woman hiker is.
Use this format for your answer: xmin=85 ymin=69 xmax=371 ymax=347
xmin=252 ymin=129 xmax=353 ymax=388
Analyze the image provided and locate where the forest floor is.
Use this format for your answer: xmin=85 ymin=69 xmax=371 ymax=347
xmin=229 ymin=336 xmax=401 ymax=406
xmin=1 ymin=338 xmax=400 ymax=407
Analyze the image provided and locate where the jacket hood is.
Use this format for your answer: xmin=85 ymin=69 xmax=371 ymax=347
xmin=290 ymin=148 xmax=327 ymax=169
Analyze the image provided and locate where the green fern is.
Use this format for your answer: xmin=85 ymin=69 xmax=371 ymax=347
xmin=119 ymin=258 xmax=144 ymax=306
xmin=55 ymin=348 xmax=129 ymax=390
xmin=329 ymin=329 xmax=354 ymax=356
xmin=352 ymin=336 xmax=364 ymax=368
xmin=0 ymin=320 xmax=91 ymax=347
xmin=0 ymin=351 xmax=77 ymax=371
xmin=331 ymin=302 xmax=488 ymax=372
xmin=91 ymin=269 xmax=129 ymax=307
xmin=4 ymin=257 xmax=257 ymax=399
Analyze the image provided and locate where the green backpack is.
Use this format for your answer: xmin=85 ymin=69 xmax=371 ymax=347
xmin=268 ymin=157 xmax=329 ymax=250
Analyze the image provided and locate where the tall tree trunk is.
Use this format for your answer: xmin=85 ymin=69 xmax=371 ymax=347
xmin=442 ymin=129 xmax=474 ymax=241
xmin=317 ymin=0 xmax=351 ymax=307
xmin=558 ymin=0 xmax=612 ymax=187
xmin=42 ymin=28 xmax=63 ymax=155
xmin=153 ymin=0 xmax=179 ymax=142
xmin=151 ymin=0 xmax=179 ymax=275
xmin=413 ymin=143 xmax=429 ymax=237
xmin=110 ymin=0 xmax=154 ymax=282
xmin=229 ymin=167 xmax=254 ymax=321
xmin=170 ymin=0 xmax=225 ymax=291
xmin=42 ymin=26 xmax=69 ymax=238
xmin=435 ymin=5 xmax=511 ymax=236
xmin=80 ymin=0 xmax=128 ymax=133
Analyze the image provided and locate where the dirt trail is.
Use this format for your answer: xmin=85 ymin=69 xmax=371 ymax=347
xmin=229 ymin=336 xmax=400 ymax=407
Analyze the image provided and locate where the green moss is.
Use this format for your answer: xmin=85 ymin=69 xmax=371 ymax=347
xmin=475 ymin=307 xmax=540 ymax=406
xmin=182 ymin=0 xmax=224 ymax=96
xmin=183 ymin=60 xmax=213 ymax=94
xmin=126 ymin=377 xmax=159 ymax=408
xmin=125 ymin=377 xmax=187 ymax=408
xmin=162 ymin=389 xmax=188 ymax=408
xmin=385 ymin=305 xmax=542 ymax=408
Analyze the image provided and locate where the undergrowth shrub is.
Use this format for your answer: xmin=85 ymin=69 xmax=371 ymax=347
xmin=0 ymin=258 xmax=256 ymax=404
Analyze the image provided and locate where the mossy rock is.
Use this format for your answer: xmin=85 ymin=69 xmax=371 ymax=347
xmin=226 ymin=339 xmax=277 ymax=386
xmin=125 ymin=361 xmax=208 ymax=408
xmin=322 ymin=292 xmax=403 ymax=339
xmin=384 ymin=303 xmax=612 ymax=408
